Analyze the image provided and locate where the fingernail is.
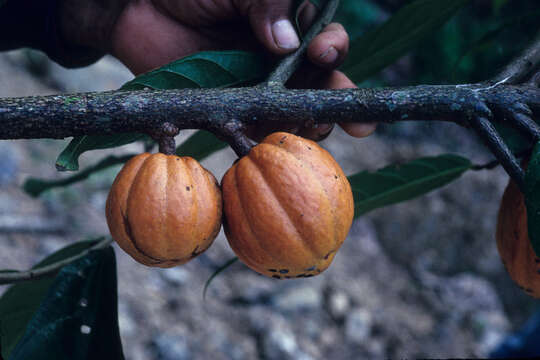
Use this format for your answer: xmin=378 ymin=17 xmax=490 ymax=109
xmin=319 ymin=46 xmax=338 ymax=64
xmin=272 ymin=20 xmax=300 ymax=50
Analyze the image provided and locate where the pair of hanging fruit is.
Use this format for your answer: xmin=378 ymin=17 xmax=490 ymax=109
xmin=106 ymin=132 xmax=354 ymax=278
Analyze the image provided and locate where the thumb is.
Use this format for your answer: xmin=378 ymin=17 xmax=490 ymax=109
xmin=234 ymin=0 xmax=301 ymax=55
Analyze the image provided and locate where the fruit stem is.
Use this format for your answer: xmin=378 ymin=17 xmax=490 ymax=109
xmin=159 ymin=137 xmax=176 ymax=155
xmin=150 ymin=122 xmax=179 ymax=155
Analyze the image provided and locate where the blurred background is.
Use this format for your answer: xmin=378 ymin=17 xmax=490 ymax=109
xmin=1 ymin=0 xmax=539 ymax=358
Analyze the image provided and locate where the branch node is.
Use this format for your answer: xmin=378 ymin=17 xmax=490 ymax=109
xmin=469 ymin=116 xmax=525 ymax=191
xmin=149 ymin=122 xmax=179 ymax=155
xmin=220 ymin=121 xmax=253 ymax=158
xmin=529 ymin=72 xmax=540 ymax=87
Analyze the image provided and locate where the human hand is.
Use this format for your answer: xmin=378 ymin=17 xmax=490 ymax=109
xmin=60 ymin=0 xmax=375 ymax=138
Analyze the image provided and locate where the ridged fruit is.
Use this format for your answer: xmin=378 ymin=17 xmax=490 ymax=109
xmin=496 ymin=174 xmax=540 ymax=297
xmin=222 ymin=132 xmax=354 ymax=279
xmin=106 ymin=153 xmax=222 ymax=268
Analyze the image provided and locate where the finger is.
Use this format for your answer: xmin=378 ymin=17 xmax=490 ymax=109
xmin=234 ymin=0 xmax=300 ymax=55
xmin=323 ymin=71 xmax=377 ymax=138
xmin=296 ymin=123 xmax=335 ymax=141
xmin=307 ymin=23 xmax=349 ymax=69
xmin=297 ymin=1 xmax=318 ymax=34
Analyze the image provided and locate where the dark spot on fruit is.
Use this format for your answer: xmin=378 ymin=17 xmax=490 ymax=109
xmin=296 ymin=274 xmax=306 ymax=278
xmin=176 ymin=158 xmax=180 ymax=161
xmin=279 ymin=135 xmax=287 ymax=144
xmin=279 ymin=269 xmax=289 ymax=274
xmin=268 ymin=269 xmax=277 ymax=272
xmin=191 ymin=245 xmax=201 ymax=258
xmin=307 ymin=146 xmax=312 ymax=150
xmin=304 ymin=274 xmax=314 ymax=278
xmin=526 ymin=288 xmax=534 ymax=293
xmin=316 ymin=269 xmax=321 ymax=273
xmin=324 ymin=251 xmax=333 ymax=260
xmin=272 ymin=275 xmax=281 ymax=279
xmin=301 ymin=214 xmax=304 ymax=217
xmin=285 ymin=276 xmax=292 ymax=279
xmin=305 ymin=266 xmax=316 ymax=271
xmin=334 ymin=175 xmax=338 ymax=179
xmin=186 ymin=186 xmax=190 ymax=191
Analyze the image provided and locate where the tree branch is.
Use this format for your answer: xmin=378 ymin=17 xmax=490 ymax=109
xmin=0 ymin=84 xmax=537 ymax=140
xmin=492 ymin=33 xmax=540 ymax=85
xmin=0 ymin=237 xmax=113 ymax=285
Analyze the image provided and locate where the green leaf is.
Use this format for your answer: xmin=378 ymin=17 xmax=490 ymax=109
xmin=203 ymin=258 xmax=238 ymax=300
xmin=342 ymin=0 xmax=470 ymax=83
xmin=56 ymin=50 xmax=268 ymax=172
xmin=0 ymin=240 xmax=100 ymax=359
xmin=494 ymin=123 xmax=533 ymax=155
xmin=349 ymin=154 xmax=472 ymax=216
xmin=176 ymin=131 xmax=227 ymax=158
xmin=451 ymin=9 xmax=540 ymax=81
xmin=121 ymin=51 xmax=268 ymax=91
xmin=525 ymin=142 xmax=540 ymax=256
xmin=7 ymin=247 xmax=123 ymax=360
xmin=24 ymin=154 xmax=133 ymax=198
xmin=55 ymin=134 xmax=146 ymax=172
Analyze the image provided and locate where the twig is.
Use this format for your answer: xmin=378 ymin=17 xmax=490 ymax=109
xmin=469 ymin=116 xmax=525 ymax=191
xmin=471 ymin=149 xmax=531 ymax=171
xmin=23 ymin=154 xmax=134 ymax=197
xmin=492 ymin=34 xmax=540 ymax=85
xmin=264 ymin=0 xmax=340 ymax=85
xmin=0 ymin=237 xmax=113 ymax=285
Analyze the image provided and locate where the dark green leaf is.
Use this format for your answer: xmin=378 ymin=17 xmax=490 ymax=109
xmin=451 ymin=9 xmax=540 ymax=81
xmin=176 ymin=131 xmax=227 ymax=159
xmin=203 ymin=258 xmax=238 ymax=300
xmin=56 ymin=51 xmax=268 ymax=173
xmin=121 ymin=51 xmax=268 ymax=91
xmin=525 ymin=142 xmax=540 ymax=256
xmin=0 ymin=240 xmax=100 ymax=359
xmin=342 ymin=0 xmax=469 ymax=83
xmin=24 ymin=154 xmax=133 ymax=198
xmin=8 ymin=247 xmax=123 ymax=360
xmin=494 ymin=123 xmax=533 ymax=155
xmin=55 ymin=134 xmax=146 ymax=172
xmin=349 ymin=154 xmax=471 ymax=216
xmin=308 ymin=0 xmax=321 ymax=8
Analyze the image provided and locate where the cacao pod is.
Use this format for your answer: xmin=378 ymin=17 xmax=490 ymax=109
xmin=106 ymin=153 xmax=222 ymax=268
xmin=222 ymin=132 xmax=354 ymax=279
xmin=496 ymin=175 xmax=540 ymax=297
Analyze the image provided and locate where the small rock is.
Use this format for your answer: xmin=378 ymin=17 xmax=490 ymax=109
xmin=263 ymin=324 xmax=305 ymax=360
xmin=272 ymin=286 xmax=322 ymax=312
xmin=345 ymin=308 xmax=373 ymax=344
xmin=159 ymin=267 xmax=190 ymax=287
xmin=0 ymin=144 xmax=17 ymax=186
xmin=118 ymin=302 xmax=137 ymax=337
xmin=151 ymin=334 xmax=191 ymax=360
xmin=328 ymin=291 xmax=350 ymax=319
